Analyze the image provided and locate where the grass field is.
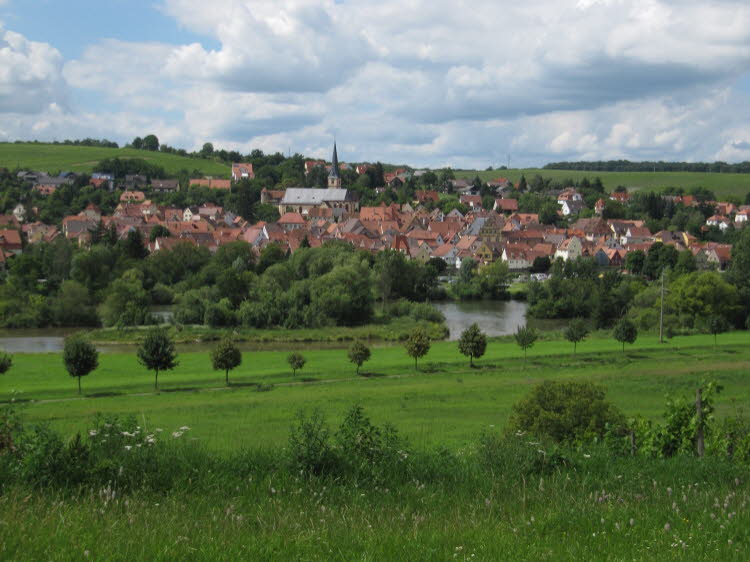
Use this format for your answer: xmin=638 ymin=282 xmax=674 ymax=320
xmin=455 ymin=168 xmax=750 ymax=200
xmin=0 ymin=143 xmax=230 ymax=177
xmin=3 ymin=331 xmax=748 ymax=452
xmin=3 ymin=331 xmax=750 ymax=559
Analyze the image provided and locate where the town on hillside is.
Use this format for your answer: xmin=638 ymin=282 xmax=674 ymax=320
xmin=0 ymin=143 xmax=741 ymax=273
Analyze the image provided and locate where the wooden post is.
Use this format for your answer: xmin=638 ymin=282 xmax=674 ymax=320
xmin=696 ymin=388 xmax=704 ymax=458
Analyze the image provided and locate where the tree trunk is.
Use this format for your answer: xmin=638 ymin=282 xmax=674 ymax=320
xmin=226 ymin=369 xmax=229 ymax=386
xmin=78 ymin=377 xmax=81 ymax=395
xmin=622 ymin=342 xmax=625 ymax=354
xmin=414 ymin=357 xmax=418 ymax=370
xmin=573 ymin=342 xmax=577 ymax=357
xmin=696 ymin=388 xmax=704 ymax=457
xmin=470 ymin=354 xmax=473 ymax=368
xmin=155 ymin=369 xmax=159 ymax=390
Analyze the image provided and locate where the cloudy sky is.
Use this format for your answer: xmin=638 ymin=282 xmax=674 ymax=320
xmin=1 ymin=0 xmax=750 ymax=168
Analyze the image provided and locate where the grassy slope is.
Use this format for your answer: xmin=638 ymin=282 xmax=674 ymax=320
xmin=0 ymin=143 xmax=230 ymax=177
xmin=455 ymin=168 xmax=750 ymax=200
xmin=3 ymin=332 xmax=749 ymax=452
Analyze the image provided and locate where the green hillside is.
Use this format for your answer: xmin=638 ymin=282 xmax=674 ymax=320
xmin=456 ymin=168 xmax=750 ymax=200
xmin=0 ymin=143 xmax=231 ymax=177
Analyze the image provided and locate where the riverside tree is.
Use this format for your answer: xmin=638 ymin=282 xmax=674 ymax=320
xmin=458 ymin=323 xmax=487 ymax=367
xmin=707 ymin=315 xmax=728 ymax=349
xmin=211 ymin=337 xmax=242 ymax=385
xmin=613 ymin=318 xmax=637 ymax=353
xmin=564 ymin=318 xmax=589 ymax=356
xmin=287 ymin=352 xmax=306 ymax=376
xmin=62 ymin=335 xmax=99 ymax=394
xmin=514 ymin=325 xmax=538 ymax=364
xmin=347 ymin=341 xmax=371 ymax=375
xmin=404 ymin=327 xmax=430 ymax=370
xmin=137 ymin=327 xmax=178 ymax=390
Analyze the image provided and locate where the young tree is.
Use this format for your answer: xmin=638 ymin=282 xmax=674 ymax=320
xmin=458 ymin=323 xmax=487 ymax=367
xmin=62 ymin=335 xmax=99 ymax=394
xmin=707 ymin=315 xmax=728 ymax=349
xmin=137 ymin=327 xmax=178 ymax=390
xmin=564 ymin=318 xmax=589 ymax=356
xmin=0 ymin=353 xmax=12 ymax=375
xmin=514 ymin=325 xmax=538 ymax=364
xmin=404 ymin=327 xmax=431 ymax=370
xmin=613 ymin=318 xmax=638 ymax=353
xmin=287 ymin=352 xmax=306 ymax=376
xmin=211 ymin=337 xmax=242 ymax=385
xmin=347 ymin=341 xmax=371 ymax=375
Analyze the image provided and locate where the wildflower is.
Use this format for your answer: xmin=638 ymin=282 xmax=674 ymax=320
xmin=179 ymin=426 xmax=191 ymax=431
xmin=88 ymin=430 xmax=97 ymax=437
xmin=124 ymin=445 xmax=132 ymax=451
xmin=155 ymin=428 xmax=163 ymax=432
xmin=583 ymin=453 xmax=591 ymax=458
xmin=172 ymin=431 xmax=183 ymax=438
xmin=664 ymin=523 xmax=671 ymax=532
xmin=629 ymin=518 xmax=634 ymax=526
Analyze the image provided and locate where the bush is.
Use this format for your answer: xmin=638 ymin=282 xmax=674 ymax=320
xmin=288 ymin=410 xmax=340 ymax=476
xmin=508 ymin=381 xmax=626 ymax=444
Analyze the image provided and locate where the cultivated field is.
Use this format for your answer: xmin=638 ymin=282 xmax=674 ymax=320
xmin=456 ymin=168 xmax=750 ymax=200
xmin=0 ymin=143 xmax=230 ymax=177
xmin=3 ymin=332 xmax=749 ymax=452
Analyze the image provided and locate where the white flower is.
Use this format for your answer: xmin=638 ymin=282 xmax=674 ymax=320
xmin=88 ymin=430 xmax=98 ymax=437
xmin=124 ymin=445 xmax=132 ymax=451
xmin=172 ymin=431 xmax=183 ymax=438
xmin=179 ymin=426 xmax=191 ymax=431
xmin=155 ymin=428 xmax=163 ymax=432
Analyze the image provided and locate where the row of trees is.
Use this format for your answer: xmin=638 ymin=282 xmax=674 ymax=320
xmin=0 ymin=316 xmax=648 ymax=396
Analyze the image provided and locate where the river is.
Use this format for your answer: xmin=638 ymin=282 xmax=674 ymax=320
xmin=433 ymin=300 xmax=530 ymax=340
xmin=0 ymin=301 xmax=539 ymax=352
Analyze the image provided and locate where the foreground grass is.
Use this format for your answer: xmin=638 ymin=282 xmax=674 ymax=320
xmin=455 ymin=168 xmax=750 ymax=199
xmin=0 ymin=143 xmax=230 ymax=176
xmin=1 ymin=440 xmax=748 ymax=560
xmin=2 ymin=332 xmax=749 ymax=452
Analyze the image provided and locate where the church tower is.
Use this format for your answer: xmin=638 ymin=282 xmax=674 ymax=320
xmin=328 ymin=141 xmax=342 ymax=189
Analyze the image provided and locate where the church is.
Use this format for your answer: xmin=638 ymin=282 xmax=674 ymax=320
xmin=279 ymin=142 xmax=359 ymax=218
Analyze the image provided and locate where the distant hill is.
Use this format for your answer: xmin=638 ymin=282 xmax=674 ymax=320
xmin=454 ymin=168 xmax=750 ymax=200
xmin=0 ymin=143 xmax=231 ymax=177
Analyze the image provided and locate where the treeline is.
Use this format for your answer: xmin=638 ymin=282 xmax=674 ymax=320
xmin=544 ymin=160 xmax=750 ymax=174
xmin=5 ymin=138 xmax=119 ymax=148
xmin=0 ymin=239 xmax=449 ymax=330
xmin=528 ymin=227 xmax=750 ymax=335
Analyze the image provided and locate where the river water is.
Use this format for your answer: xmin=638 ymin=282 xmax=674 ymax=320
xmin=0 ymin=301 xmax=535 ymax=352
xmin=433 ymin=300 xmax=529 ymax=340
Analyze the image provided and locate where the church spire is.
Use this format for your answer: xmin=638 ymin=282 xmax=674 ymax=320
xmin=328 ymin=140 xmax=342 ymax=188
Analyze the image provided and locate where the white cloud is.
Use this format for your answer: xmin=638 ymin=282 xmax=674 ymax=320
xmin=0 ymin=27 xmax=67 ymax=113
xmin=3 ymin=0 xmax=750 ymax=166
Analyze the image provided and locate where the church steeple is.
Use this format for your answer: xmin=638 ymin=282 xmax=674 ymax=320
xmin=328 ymin=141 xmax=342 ymax=189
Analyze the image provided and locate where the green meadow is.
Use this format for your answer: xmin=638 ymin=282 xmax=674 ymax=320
xmin=0 ymin=143 xmax=230 ymax=177
xmin=456 ymin=168 xmax=750 ymax=200
xmin=3 ymin=331 xmax=749 ymax=452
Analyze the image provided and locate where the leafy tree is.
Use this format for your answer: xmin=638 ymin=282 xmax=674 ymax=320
xmin=0 ymin=353 xmax=12 ymax=375
xmin=211 ymin=336 xmax=242 ymax=385
xmin=612 ymin=318 xmax=637 ymax=353
xmin=200 ymin=142 xmax=214 ymax=158
xmin=99 ymin=275 xmax=150 ymax=327
xmin=123 ymin=229 xmax=148 ymax=259
xmin=62 ymin=335 xmax=99 ymax=394
xmin=347 ymin=341 xmax=371 ymax=375
xmin=142 ymin=134 xmax=159 ymax=151
xmin=508 ymin=381 xmax=625 ymax=443
xmin=564 ymin=318 xmax=589 ymax=356
xmin=458 ymin=323 xmax=487 ymax=367
xmin=287 ymin=352 xmax=306 ymax=376
xmin=514 ymin=325 xmax=538 ymax=363
xmin=137 ymin=327 xmax=178 ymax=389
xmin=531 ymin=256 xmax=551 ymax=274
xmin=149 ymin=224 xmax=171 ymax=242
xmin=404 ymin=327 xmax=430 ymax=370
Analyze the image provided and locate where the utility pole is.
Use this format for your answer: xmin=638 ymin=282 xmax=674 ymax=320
xmin=659 ymin=268 xmax=666 ymax=343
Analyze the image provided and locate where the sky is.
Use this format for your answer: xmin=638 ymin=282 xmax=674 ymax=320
xmin=1 ymin=0 xmax=750 ymax=168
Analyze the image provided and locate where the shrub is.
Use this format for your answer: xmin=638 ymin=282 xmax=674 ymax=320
xmin=288 ymin=410 xmax=339 ymax=476
xmin=508 ymin=381 xmax=626 ymax=444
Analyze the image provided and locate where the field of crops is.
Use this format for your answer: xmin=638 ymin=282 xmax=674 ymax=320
xmin=455 ymin=168 xmax=750 ymax=200
xmin=0 ymin=143 xmax=230 ymax=177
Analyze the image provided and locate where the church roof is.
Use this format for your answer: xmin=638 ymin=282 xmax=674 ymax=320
xmin=329 ymin=142 xmax=340 ymax=178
